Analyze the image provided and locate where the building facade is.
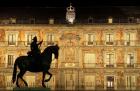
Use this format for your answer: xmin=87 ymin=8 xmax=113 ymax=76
xmin=0 ymin=24 xmax=140 ymax=90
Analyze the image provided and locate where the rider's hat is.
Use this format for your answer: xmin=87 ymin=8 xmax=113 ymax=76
xmin=32 ymin=36 xmax=37 ymax=41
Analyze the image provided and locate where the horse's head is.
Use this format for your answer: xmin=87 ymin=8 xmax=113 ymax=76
xmin=52 ymin=44 xmax=59 ymax=59
xmin=42 ymin=44 xmax=59 ymax=62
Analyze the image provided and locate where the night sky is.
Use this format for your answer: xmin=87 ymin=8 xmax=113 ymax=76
xmin=0 ymin=0 xmax=139 ymax=20
xmin=0 ymin=0 xmax=138 ymax=7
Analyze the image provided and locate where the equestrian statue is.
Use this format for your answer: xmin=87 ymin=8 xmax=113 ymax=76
xmin=12 ymin=36 xmax=59 ymax=88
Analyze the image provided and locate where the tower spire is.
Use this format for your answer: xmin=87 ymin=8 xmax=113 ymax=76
xmin=66 ymin=3 xmax=76 ymax=24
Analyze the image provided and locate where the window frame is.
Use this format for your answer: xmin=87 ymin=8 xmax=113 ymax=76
xmin=125 ymin=75 xmax=136 ymax=90
xmin=46 ymin=33 xmax=55 ymax=46
xmin=85 ymin=33 xmax=96 ymax=46
xmin=104 ymin=52 xmax=115 ymax=67
xmin=105 ymin=33 xmax=114 ymax=45
xmin=124 ymin=32 xmax=136 ymax=46
xmin=84 ymin=53 xmax=96 ymax=68
xmin=6 ymin=31 xmax=19 ymax=46
xmin=25 ymin=32 xmax=37 ymax=46
xmin=125 ymin=52 xmax=136 ymax=68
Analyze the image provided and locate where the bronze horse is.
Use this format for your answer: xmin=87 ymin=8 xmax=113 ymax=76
xmin=12 ymin=45 xmax=59 ymax=88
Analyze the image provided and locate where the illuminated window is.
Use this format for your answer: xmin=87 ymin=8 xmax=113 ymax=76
xmin=7 ymin=55 xmax=14 ymax=67
xmin=126 ymin=76 xmax=136 ymax=90
xmin=85 ymin=34 xmax=95 ymax=46
xmin=27 ymin=34 xmax=35 ymax=45
xmin=47 ymin=34 xmax=54 ymax=45
xmin=126 ymin=52 xmax=135 ymax=67
xmin=84 ymin=75 xmax=95 ymax=90
xmin=84 ymin=53 xmax=95 ymax=68
xmin=105 ymin=33 xmax=114 ymax=45
xmin=8 ymin=34 xmax=16 ymax=45
xmin=105 ymin=53 xmax=114 ymax=67
xmin=125 ymin=33 xmax=136 ymax=46
xmin=106 ymin=76 xmax=114 ymax=89
xmin=6 ymin=31 xmax=18 ymax=46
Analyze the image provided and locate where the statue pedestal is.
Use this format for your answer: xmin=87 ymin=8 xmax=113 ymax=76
xmin=13 ymin=87 xmax=50 ymax=91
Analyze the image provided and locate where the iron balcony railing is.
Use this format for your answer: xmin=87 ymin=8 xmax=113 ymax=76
xmin=0 ymin=63 xmax=58 ymax=69
xmin=83 ymin=40 xmax=140 ymax=46
xmin=0 ymin=41 xmax=58 ymax=47
xmin=83 ymin=63 xmax=140 ymax=68
xmin=0 ymin=40 xmax=140 ymax=47
xmin=1 ymin=63 xmax=140 ymax=69
xmin=0 ymin=18 xmax=139 ymax=24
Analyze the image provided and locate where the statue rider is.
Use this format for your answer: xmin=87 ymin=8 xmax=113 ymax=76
xmin=28 ymin=36 xmax=43 ymax=60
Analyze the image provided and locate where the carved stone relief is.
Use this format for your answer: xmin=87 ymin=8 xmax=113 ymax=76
xmin=65 ymin=47 xmax=75 ymax=62
xmin=60 ymin=33 xmax=80 ymax=64
xmin=60 ymin=33 xmax=80 ymax=46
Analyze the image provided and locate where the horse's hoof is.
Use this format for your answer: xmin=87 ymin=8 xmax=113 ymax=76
xmin=42 ymin=84 xmax=46 ymax=88
xmin=17 ymin=86 xmax=20 ymax=88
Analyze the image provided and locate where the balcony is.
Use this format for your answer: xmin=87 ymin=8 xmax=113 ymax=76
xmin=0 ymin=41 xmax=58 ymax=47
xmin=42 ymin=41 xmax=58 ymax=46
xmin=8 ymin=42 xmax=16 ymax=46
xmin=0 ymin=63 xmax=140 ymax=69
xmin=0 ymin=40 xmax=139 ymax=47
xmin=83 ymin=40 xmax=138 ymax=47
xmin=0 ymin=62 xmax=58 ymax=68
xmin=87 ymin=41 xmax=96 ymax=46
xmin=125 ymin=42 xmax=130 ymax=46
xmin=106 ymin=42 xmax=114 ymax=45
xmin=126 ymin=63 xmax=135 ymax=68
xmin=83 ymin=63 xmax=139 ymax=68
xmin=106 ymin=64 xmax=114 ymax=68
xmin=0 ymin=63 xmax=14 ymax=68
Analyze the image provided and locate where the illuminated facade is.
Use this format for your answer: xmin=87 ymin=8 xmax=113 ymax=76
xmin=0 ymin=23 xmax=140 ymax=90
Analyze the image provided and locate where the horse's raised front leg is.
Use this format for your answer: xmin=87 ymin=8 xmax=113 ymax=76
xmin=44 ymin=71 xmax=52 ymax=82
xmin=42 ymin=72 xmax=46 ymax=88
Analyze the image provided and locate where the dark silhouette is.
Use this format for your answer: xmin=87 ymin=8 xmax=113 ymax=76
xmin=12 ymin=44 xmax=59 ymax=88
xmin=27 ymin=36 xmax=43 ymax=59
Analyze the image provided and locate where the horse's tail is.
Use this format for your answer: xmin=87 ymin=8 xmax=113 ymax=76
xmin=12 ymin=58 xmax=18 ymax=83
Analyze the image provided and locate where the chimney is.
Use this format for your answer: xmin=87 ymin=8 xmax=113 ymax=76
xmin=10 ymin=18 xmax=16 ymax=24
xmin=29 ymin=18 xmax=35 ymax=24
xmin=108 ymin=16 xmax=113 ymax=24
xmin=49 ymin=18 xmax=54 ymax=24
